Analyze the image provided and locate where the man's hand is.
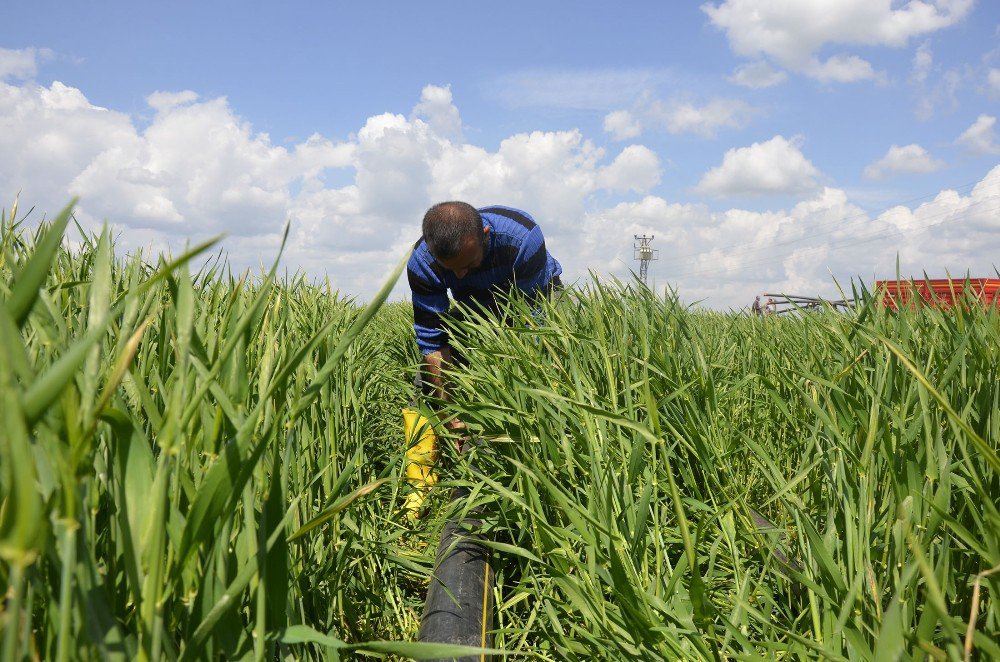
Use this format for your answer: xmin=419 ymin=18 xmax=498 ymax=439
xmin=444 ymin=416 xmax=467 ymax=451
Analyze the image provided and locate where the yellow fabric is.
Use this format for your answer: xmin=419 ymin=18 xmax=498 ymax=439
xmin=402 ymin=408 xmax=439 ymax=519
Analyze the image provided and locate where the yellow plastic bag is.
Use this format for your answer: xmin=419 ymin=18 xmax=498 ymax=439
xmin=402 ymin=407 xmax=439 ymax=520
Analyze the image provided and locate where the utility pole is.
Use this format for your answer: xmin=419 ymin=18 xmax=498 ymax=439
xmin=633 ymin=235 xmax=658 ymax=285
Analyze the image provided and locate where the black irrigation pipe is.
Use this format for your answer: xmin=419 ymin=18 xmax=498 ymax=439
xmin=418 ymin=441 xmax=496 ymax=662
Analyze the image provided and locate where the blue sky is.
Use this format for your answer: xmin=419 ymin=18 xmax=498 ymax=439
xmin=2 ymin=1 xmax=999 ymax=306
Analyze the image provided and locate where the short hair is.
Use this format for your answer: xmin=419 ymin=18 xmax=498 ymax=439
xmin=422 ymin=201 xmax=482 ymax=260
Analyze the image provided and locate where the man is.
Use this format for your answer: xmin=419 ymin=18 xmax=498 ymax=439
xmin=407 ymin=201 xmax=562 ymax=428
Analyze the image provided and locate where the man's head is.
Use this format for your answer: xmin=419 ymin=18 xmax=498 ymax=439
xmin=422 ymin=201 xmax=490 ymax=279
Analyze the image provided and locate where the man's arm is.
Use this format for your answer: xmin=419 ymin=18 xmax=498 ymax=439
xmin=408 ymin=257 xmax=465 ymax=431
xmin=421 ymin=346 xmax=452 ymax=401
xmin=421 ymin=346 xmax=465 ymax=432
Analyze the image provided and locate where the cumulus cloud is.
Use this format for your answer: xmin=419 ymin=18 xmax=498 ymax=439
xmin=74 ymin=95 xmax=353 ymax=236
xmin=863 ymin=144 xmax=945 ymax=179
xmin=0 ymin=47 xmax=54 ymax=80
xmin=862 ymin=166 xmax=1000 ymax=266
xmin=695 ymin=135 xmax=821 ymax=197
xmin=728 ymin=61 xmax=787 ymax=88
xmin=411 ymin=84 xmax=463 ymax=141
xmin=702 ymin=0 xmax=973 ymax=82
xmin=0 ymin=80 xmax=139 ymax=214
xmin=956 ymin=114 xmax=1000 ymax=154
xmin=596 ymin=145 xmax=661 ymax=193
xmin=603 ymin=110 xmax=642 ymax=140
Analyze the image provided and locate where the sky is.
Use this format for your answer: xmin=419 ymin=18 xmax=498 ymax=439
xmin=2 ymin=0 xmax=999 ymax=308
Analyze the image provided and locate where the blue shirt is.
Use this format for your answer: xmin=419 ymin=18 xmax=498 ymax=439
xmin=407 ymin=205 xmax=563 ymax=355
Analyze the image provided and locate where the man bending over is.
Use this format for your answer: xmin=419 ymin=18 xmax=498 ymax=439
xmin=407 ymin=201 xmax=563 ymax=429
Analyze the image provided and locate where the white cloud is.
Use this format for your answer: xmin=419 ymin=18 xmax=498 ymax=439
xmin=0 ymin=80 xmax=139 ymax=214
xmin=603 ymin=110 xmax=642 ymax=140
xmin=0 ymin=47 xmax=54 ymax=80
xmin=0 ymin=79 xmax=356 ymax=239
xmin=729 ymin=61 xmax=787 ymax=88
xmin=597 ymin=145 xmax=661 ymax=193
xmin=803 ymin=54 xmax=881 ymax=83
xmin=863 ymin=144 xmax=945 ymax=179
xmin=956 ymin=114 xmax=1000 ymax=154
xmin=411 ymin=84 xmax=463 ymax=141
xmin=649 ymin=98 xmax=756 ymax=137
xmin=696 ymin=135 xmax=821 ymax=197
xmin=76 ymin=95 xmax=346 ymax=236
xmin=861 ymin=167 xmax=1000 ymax=267
xmin=703 ymin=0 xmax=973 ymax=82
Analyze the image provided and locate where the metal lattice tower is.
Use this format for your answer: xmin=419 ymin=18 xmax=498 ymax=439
xmin=633 ymin=235 xmax=658 ymax=285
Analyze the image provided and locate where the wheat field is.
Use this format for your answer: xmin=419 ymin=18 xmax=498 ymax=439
xmin=1 ymin=202 xmax=998 ymax=660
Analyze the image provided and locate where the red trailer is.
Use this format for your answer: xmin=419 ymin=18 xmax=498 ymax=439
xmin=876 ymin=278 xmax=1000 ymax=310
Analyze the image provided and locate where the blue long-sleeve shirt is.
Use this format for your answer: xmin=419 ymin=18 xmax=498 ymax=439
xmin=407 ymin=205 xmax=563 ymax=355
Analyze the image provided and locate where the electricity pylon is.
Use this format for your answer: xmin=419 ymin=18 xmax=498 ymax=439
xmin=633 ymin=235 xmax=658 ymax=285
